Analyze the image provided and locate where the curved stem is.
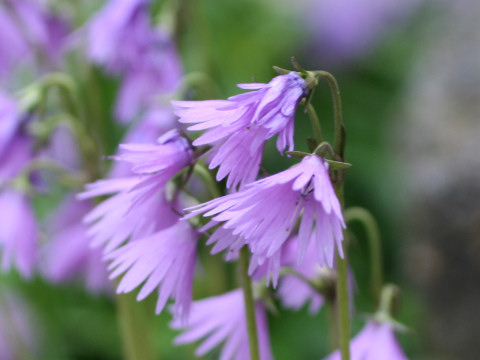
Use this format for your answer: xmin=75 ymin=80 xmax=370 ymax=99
xmin=239 ymin=247 xmax=260 ymax=360
xmin=306 ymin=103 xmax=324 ymax=144
xmin=193 ymin=163 xmax=222 ymax=198
xmin=314 ymin=71 xmax=345 ymax=160
xmin=344 ymin=207 xmax=383 ymax=305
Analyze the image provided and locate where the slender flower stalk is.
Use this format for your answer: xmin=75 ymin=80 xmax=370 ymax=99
xmin=344 ymin=207 xmax=383 ymax=305
xmin=240 ymin=246 xmax=260 ymax=360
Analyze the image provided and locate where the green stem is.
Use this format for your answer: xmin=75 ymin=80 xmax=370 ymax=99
xmin=193 ymin=163 xmax=222 ymax=198
xmin=239 ymin=247 xmax=260 ymax=360
xmin=306 ymin=103 xmax=324 ymax=144
xmin=314 ymin=71 xmax=345 ymax=160
xmin=116 ymin=293 xmax=156 ymax=360
xmin=326 ymin=300 xmax=338 ymax=352
xmin=344 ymin=207 xmax=383 ymax=305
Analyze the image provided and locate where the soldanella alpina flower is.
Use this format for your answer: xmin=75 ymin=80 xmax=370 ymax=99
xmin=42 ymin=196 xmax=111 ymax=294
xmin=106 ymin=221 xmax=198 ymax=320
xmin=186 ymin=154 xmax=345 ymax=284
xmin=323 ymin=321 xmax=408 ymax=360
xmin=79 ymin=130 xmax=193 ymax=252
xmin=88 ymin=0 xmax=182 ymax=121
xmin=171 ymin=289 xmax=273 ymax=360
xmin=173 ymin=72 xmax=307 ymax=189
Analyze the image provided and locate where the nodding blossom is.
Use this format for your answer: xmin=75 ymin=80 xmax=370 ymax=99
xmin=0 ymin=0 xmax=68 ymax=79
xmin=79 ymin=130 xmax=193 ymax=253
xmin=323 ymin=321 xmax=408 ymax=360
xmin=42 ymin=196 xmax=111 ymax=294
xmin=106 ymin=221 xmax=198 ymax=320
xmin=0 ymin=95 xmax=37 ymax=278
xmin=173 ymin=72 xmax=307 ymax=189
xmin=186 ymin=155 xmax=345 ymax=285
xmin=277 ymin=237 xmax=327 ymax=314
xmin=88 ymin=0 xmax=182 ymax=121
xmin=171 ymin=289 xmax=274 ymax=360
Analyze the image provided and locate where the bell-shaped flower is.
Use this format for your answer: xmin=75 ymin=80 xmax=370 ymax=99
xmin=88 ymin=0 xmax=182 ymax=121
xmin=186 ymin=155 xmax=345 ymax=284
xmin=0 ymin=0 xmax=68 ymax=79
xmin=0 ymin=190 xmax=37 ymax=277
xmin=42 ymin=196 xmax=111 ymax=294
xmin=173 ymin=72 xmax=307 ymax=189
xmin=171 ymin=289 xmax=273 ymax=360
xmin=79 ymin=130 xmax=193 ymax=253
xmin=106 ymin=221 xmax=198 ymax=319
xmin=323 ymin=321 xmax=408 ymax=360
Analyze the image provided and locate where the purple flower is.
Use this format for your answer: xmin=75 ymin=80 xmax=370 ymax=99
xmin=323 ymin=321 xmax=408 ymax=360
xmin=277 ymin=237 xmax=326 ymax=313
xmin=304 ymin=0 xmax=419 ymax=61
xmin=79 ymin=130 xmax=193 ymax=252
xmin=186 ymin=155 xmax=345 ymax=284
xmin=0 ymin=0 xmax=68 ymax=78
xmin=106 ymin=221 xmax=198 ymax=319
xmin=0 ymin=190 xmax=37 ymax=277
xmin=0 ymin=91 xmax=21 ymax=158
xmin=173 ymin=72 xmax=307 ymax=189
xmin=88 ymin=0 xmax=182 ymax=121
xmin=88 ymin=0 xmax=154 ymax=73
xmin=42 ymin=196 xmax=111 ymax=294
xmin=171 ymin=289 xmax=274 ymax=360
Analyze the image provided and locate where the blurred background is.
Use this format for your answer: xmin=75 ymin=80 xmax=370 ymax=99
xmin=1 ymin=0 xmax=479 ymax=359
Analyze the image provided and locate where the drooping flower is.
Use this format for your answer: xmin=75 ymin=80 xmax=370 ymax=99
xmin=79 ymin=130 xmax=193 ymax=253
xmin=0 ymin=101 xmax=37 ymax=277
xmin=0 ymin=0 xmax=68 ymax=79
xmin=277 ymin=237 xmax=326 ymax=313
xmin=173 ymin=72 xmax=307 ymax=189
xmin=186 ymin=154 xmax=345 ymax=284
xmin=42 ymin=196 xmax=111 ymax=294
xmin=106 ymin=221 xmax=198 ymax=319
xmin=323 ymin=321 xmax=408 ymax=360
xmin=0 ymin=190 xmax=37 ymax=277
xmin=87 ymin=0 xmax=182 ymax=121
xmin=171 ymin=289 xmax=274 ymax=360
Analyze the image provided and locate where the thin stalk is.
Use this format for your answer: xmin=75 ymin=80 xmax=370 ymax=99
xmin=116 ymin=293 xmax=155 ymax=360
xmin=193 ymin=163 xmax=222 ymax=198
xmin=314 ymin=71 xmax=345 ymax=160
xmin=239 ymin=247 xmax=260 ymax=360
xmin=326 ymin=300 xmax=338 ymax=351
xmin=306 ymin=103 xmax=324 ymax=144
xmin=344 ymin=207 xmax=383 ymax=305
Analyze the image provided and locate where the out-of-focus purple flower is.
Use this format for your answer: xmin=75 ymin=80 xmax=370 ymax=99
xmin=277 ymin=237 xmax=326 ymax=313
xmin=106 ymin=221 xmax=198 ymax=319
xmin=0 ymin=0 xmax=68 ymax=78
xmin=88 ymin=0 xmax=182 ymax=121
xmin=304 ymin=0 xmax=419 ymax=61
xmin=173 ymin=72 xmax=307 ymax=189
xmin=88 ymin=0 xmax=153 ymax=73
xmin=323 ymin=321 xmax=408 ymax=360
xmin=115 ymin=46 xmax=182 ymax=121
xmin=0 ymin=291 xmax=38 ymax=360
xmin=0 ymin=91 xmax=23 ymax=159
xmin=109 ymin=105 xmax=179 ymax=178
xmin=171 ymin=289 xmax=274 ymax=360
xmin=0 ymin=190 xmax=37 ymax=277
xmin=42 ymin=196 xmax=111 ymax=294
xmin=186 ymin=155 xmax=345 ymax=285
xmin=79 ymin=130 xmax=192 ymax=252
